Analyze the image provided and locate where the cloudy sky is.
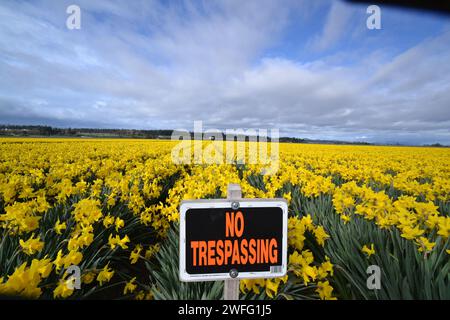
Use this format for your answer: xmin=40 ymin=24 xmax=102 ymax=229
xmin=0 ymin=0 xmax=449 ymax=144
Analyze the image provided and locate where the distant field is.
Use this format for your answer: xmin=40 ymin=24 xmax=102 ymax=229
xmin=0 ymin=138 xmax=449 ymax=299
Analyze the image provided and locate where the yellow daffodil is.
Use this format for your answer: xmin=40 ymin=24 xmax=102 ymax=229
xmin=0 ymin=261 xmax=42 ymax=298
xmin=29 ymin=258 xmax=53 ymax=279
xmin=64 ymin=250 xmax=83 ymax=268
xmin=316 ymin=281 xmax=336 ymax=300
xmin=361 ymin=244 xmax=376 ymax=258
xmin=123 ymin=277 xmax=137 ymax=295
xmin=115 ymin=217 xmax=125 ymax=232
xmin=108 ymin=234 xmax=130 ymax=250
xmin=341 ymin=214 xmax=351 ymax=224
xmin=73 ymin=199 xmax=103 ymax=226
xmin=135 ymin=290 xmax=145 ymax=300
xmin=54 ymin=219 xmax=66 ymax=235
xmin=53 ymin=250 xmax=65 ymax=271
xmin=265 ymin=278 xmax=279 ymax=298
xmin=103 ymin=215 xmax=115 ymax=228
xmin=82 ymin=272 xmax=96 ymax=284
xmin=314 ymin=226 xmax=329 ymax=246
xmin=97 ymin=263 xmax=114 ymax=286
xmin=144 ymin=244 xmax=160 ymax=260
xmin=19 ymin=234 xmax=44 ymax=255
xmin=416 ymin=237 xmax=435 ymax=253
xmin=401 ymin=225 xmax=425 ymax=240
xmin=53 ymin=277 xmax=74 ymax=299
xmin=130 ymin=245 xmax=143 ymax=264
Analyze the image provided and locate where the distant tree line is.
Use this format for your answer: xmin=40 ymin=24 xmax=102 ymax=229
xmin=0 ymin=125 xmax=173 ymax=139
xmin=0 ymin=125 xmax=371 ymax=144
xmin=279 ymin=137 xmax=307 ymax=143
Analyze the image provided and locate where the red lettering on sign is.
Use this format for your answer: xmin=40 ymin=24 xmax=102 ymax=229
xmin=207 ymin=240 xmax=215 ymax=266
xmin=269 ymin=238 xmax=278 ymax=263
xmin=248 ymin=239 xmax=256 ymax=264
xmin=224 ymin=239 xmax=232 ymax=265
xmin=235 ymin=211 xmax=244 ymax=237
xmin=231 ymin=239 xmax=240 ymax=264
xmin=198 ymin=241 xmax=207 ymax=266
xmin=216 ymin=240 xmax=224 ymax=265
xmin=240 ymin=239 xmax=248 ymax=264
xmin=191 ymin=241 xmax=198 ymax=266
xmin=225 ymin=211 xmax=244 ymax=237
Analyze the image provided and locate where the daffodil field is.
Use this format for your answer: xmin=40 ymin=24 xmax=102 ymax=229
xmin=0 ymin=138 xmax=449 ymax=300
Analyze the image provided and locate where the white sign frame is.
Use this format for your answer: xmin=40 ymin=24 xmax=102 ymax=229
xmin=179 ymin=199 xmax=288 ymax=282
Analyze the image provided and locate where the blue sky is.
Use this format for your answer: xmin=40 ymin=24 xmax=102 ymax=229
xmin=0 ymin=0 xmax=449 ymax=144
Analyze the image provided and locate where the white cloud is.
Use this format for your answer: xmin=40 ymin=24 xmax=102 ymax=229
xmin=308 ymin=1 xmax=356 ymax=51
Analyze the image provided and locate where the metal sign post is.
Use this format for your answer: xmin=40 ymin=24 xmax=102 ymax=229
xmin=224 ymin=183 xmax=241 ymax=300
